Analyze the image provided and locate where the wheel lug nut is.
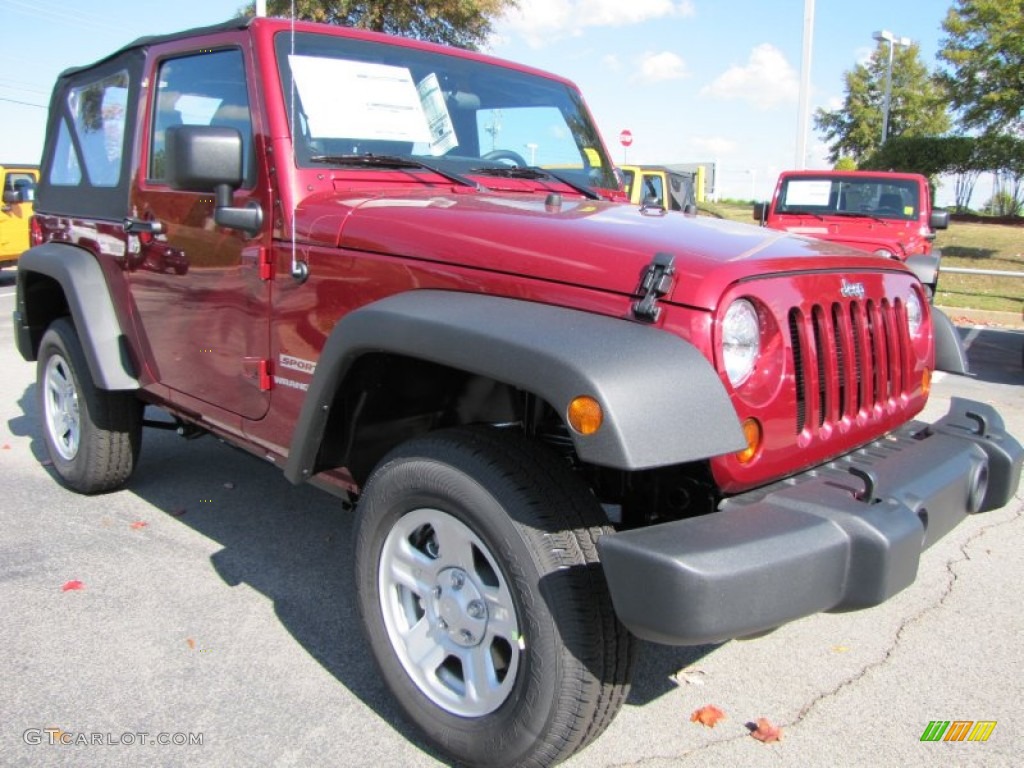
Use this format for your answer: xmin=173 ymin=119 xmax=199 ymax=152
xmin=460 ymin=629 xmax=474 ymax=643
xmin=467 ymin=600 xmax=485 ymax=619
xmin=433 ymin=586 xmax=442 ymax=598
xmin=450 ymin=571 xmax=465 ymax=590
xmin=437 ymin=618 xmax=448 ymax=631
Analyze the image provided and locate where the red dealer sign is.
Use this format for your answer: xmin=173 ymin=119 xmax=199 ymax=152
xmin=619 ymin=130 xmax=633 ymax=147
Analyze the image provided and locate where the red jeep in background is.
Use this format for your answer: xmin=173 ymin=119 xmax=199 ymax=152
xmin=13 ymin=17 xmax=1021 ymax=768
xmin=754 ymin=170 xmax=949 ymax=296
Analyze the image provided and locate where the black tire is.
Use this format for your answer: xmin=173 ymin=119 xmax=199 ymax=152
xmin=353 ymin=427 xmax=636 ymax=767
xmin=37 ymin=317 xmax=142 ymax=494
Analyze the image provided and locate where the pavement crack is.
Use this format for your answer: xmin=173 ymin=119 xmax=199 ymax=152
xmin=604 ymin=494 xmax=1024 ymax=767
xmin=784 ymin=495 xmax=1023 ymax=731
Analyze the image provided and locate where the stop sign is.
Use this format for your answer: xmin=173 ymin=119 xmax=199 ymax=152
xmin=619 ymin=129 xmax=633 ymax=147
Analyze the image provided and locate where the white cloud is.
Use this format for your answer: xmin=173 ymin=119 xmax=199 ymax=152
xmin=635 ymin=51 xmax=689 ymax=82
xmin=602 ymin=54 xmax=622 ymax=72
xmin=690 ymin=136 xmax=738 ymax=157
xmin=700 ymin=44 xmax=799 ymax=110
xmin=854 ymin=45 xmax=875 ymax=66
xmin=499 ymin=0 xmax=696 ymax=47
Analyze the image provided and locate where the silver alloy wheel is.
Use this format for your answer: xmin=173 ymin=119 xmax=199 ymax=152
xmin=43 ymin=353 xmax=80 ymax=461
xmin=378 ymin=507 xmax=521 ymax=717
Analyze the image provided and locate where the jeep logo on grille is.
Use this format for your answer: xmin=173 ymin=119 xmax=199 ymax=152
xmin=841 ymin=279 xmax=866 ymax=299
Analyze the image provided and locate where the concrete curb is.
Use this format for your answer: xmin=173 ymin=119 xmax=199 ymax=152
xmin=935 ymin=306 xmax=1024 ymax=329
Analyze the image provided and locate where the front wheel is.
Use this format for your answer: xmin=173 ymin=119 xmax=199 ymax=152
xmin=37 ymin=317 xmax=142 ymax=493
xmin=353 ymin=427 xmax=636 ymax=767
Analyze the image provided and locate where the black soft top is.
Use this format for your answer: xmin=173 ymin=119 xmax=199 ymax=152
xmin=58 ymin=17 xmax=252 ymax=78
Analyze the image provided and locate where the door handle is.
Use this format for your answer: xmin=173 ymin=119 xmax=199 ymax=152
xmin=123 ymin=217 xmax=164 ymax=235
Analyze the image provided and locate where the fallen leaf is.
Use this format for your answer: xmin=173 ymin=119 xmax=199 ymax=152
xmin=673 ymin=667 xmax=706 ymax=686
xmin=750 ymin=717 xmax=784 ymax=743
xmin=170 ymin=508 xmax=187 ymax=517
xmin=129 ymin=521 xmax=148 ymax=530
xmin=186 ymin=637 xmax=196 ymax=650
xmin=2 ymin=444 xmax=10 ymax=450
xmin=690 ymin=704 xmax=726 ymax=728
xmin=831 ymin=645 xmax=850 ymax=653
xmin=61 ymin=580 xmax=85 ymax=592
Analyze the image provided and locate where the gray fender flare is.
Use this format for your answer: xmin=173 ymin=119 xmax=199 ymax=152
xmin=931 ymin=306 xmax=970 ymax=375
xmin=906 ymin=253 xmax=940 ymax=294
xmin=16 ymin=243 xmax=138 ymax=390
xmin=284 ymin=290 xmax=745 ymax=482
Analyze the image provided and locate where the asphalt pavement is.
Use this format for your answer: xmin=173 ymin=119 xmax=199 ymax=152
xmin=1 ymin=273 xmax=1021 ymax=768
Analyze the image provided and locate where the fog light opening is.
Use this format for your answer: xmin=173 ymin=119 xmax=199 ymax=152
xmin=735 ymin=418 xmax=762 ymax=464
xmin=567 ymin=396 xmax=603 ymax=435
xmin=968 ymin=462 xmax=989 ymax=514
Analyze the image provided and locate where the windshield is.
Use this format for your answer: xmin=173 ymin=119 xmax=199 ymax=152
xmin=777 ymin=176 xmax=920 ymax=221
xmin=274 ymin=32 xmax=618 ymax=192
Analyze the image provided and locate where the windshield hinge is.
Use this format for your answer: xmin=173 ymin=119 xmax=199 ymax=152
xmin=632 ymin=252 xmax=676 ymax=323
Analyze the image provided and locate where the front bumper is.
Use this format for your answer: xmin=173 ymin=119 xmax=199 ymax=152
xmin=597 ymin=398 xmax=1023 ymax=645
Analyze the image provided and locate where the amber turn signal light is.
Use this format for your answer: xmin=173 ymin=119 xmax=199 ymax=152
xmin=921 ymin=368 xmax=932 ymax=397
xmin=567 ymin=396 xmax=603 ymax=435
xmin=735 ymin=417 xmax=762 ymax=464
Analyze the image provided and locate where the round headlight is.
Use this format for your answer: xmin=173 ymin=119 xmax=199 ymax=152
xmin=874 ymin=248 xmax=894 ymax=258
xmin=722 ymin=299 xmax=760 ymax=387
xmin=906 ymin=290 xmax=923 ymax=336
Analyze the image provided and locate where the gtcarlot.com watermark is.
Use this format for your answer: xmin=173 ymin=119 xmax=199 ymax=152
xmin=24 ymin=728 xmax=203 ymax=747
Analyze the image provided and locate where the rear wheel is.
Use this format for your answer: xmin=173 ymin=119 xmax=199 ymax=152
xmin=353 ymin=427 xmax=636 ymax=767
xmin=37 ymin=318 xmax=142 ymax=493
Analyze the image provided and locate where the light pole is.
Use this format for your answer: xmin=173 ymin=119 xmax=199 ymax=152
xmin=872 ymin=29 xmax=911 ymax=144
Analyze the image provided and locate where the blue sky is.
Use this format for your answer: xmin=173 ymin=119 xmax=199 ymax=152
xmin=0 ymin=0 xmax=960 ymax=202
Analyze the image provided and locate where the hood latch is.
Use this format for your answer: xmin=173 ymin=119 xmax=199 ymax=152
xmin=632 ymin=252 xmax=676 ymax=323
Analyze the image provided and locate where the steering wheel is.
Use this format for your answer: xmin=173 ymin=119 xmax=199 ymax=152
xmin=482 ymin=149 xmax=529 ymax=167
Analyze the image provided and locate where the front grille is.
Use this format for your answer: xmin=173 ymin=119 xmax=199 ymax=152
xmin=788 ymin=298 xmax=911 ymax=434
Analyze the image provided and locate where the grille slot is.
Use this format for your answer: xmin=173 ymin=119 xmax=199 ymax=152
xmin=788 ymin=298 xmax=911 ymax=435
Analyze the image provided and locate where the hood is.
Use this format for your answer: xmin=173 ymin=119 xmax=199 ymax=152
xmin=768 ymin=214 xmax=922 ymax=258
xmin=293 ymin=189 xmax=901 ymax=311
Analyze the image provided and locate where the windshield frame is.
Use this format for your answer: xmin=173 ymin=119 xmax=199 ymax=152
xmin=273 ymin=30 xmax=618 ymax=193
xmin=776 ymin=175 xmax=921 ymax=222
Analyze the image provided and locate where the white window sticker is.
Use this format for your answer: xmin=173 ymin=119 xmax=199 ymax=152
xmin=288 ymin=55 xmax=431 ymax=143
xmin=416 ymin=73 xmax=458 ymax=156
xmin=785 ymin=180 xmax=832 ymax=206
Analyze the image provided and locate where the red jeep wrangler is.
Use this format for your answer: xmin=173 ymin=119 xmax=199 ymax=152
xmin=754 ymin=170 xmax=949 ymax=296
xmin=14 ymin=18 xmax=1021 ymax=767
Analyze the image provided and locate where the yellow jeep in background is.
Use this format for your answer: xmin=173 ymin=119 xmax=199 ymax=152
xmin=619 ymin=164 xmax=697 ymax=212
xmin=1 ymin=164 xmax=39 ymax=269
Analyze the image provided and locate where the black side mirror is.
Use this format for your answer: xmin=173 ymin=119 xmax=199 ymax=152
xmin=165 ymin=124 xmax=262 ymax=236
xmin=3 ymin=187 xmax=34 ymax=204
xmin=930 ymin=209 xmax=949 ymax=230
xmin=753 ymin=202 xmax=767 ymax=223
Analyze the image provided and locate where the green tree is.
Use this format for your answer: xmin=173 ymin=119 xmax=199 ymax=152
xmin=240 ymin=0 xmax=517 ymax=50
xmin=814 ymin=43 xmax=950 ymax=164
xmin=937 ymin=0 xmax=1024 ymax=136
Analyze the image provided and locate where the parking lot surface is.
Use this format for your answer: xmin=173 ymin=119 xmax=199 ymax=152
xmin=1 ymin=278 xmax=1021 ymax=767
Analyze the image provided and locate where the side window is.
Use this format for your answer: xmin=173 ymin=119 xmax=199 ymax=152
xmin=48 ymin=118 xmax=83 ymax=185
xmin=3 ymin=172 xmax=36 ymax=202
xmin=49 ymin=71 xmax=129 ymax=188
xmin=150 ymin=49 xmax=253 ymax=185
xmin=642 ymin=174 xmax=664 ymax=205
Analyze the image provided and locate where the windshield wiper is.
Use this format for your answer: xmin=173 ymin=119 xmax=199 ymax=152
xmin=470 ymin=165 xmax=602 ymax=200
xmin=308 ymin=153 xmax=484 ymax=190
xmin=831 ymin=210 xmax=892 ymax=224
xmin=779 ymin=209 xmax=826 ymax=221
